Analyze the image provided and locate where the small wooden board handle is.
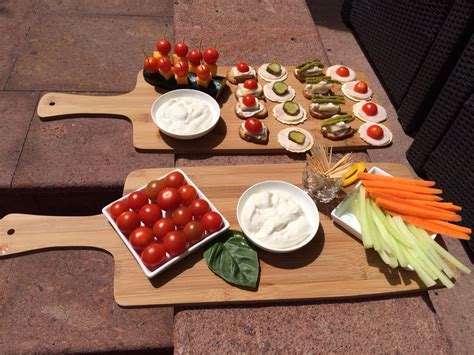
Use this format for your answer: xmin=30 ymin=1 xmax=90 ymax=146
xmin=37 ymin=93 xmax=131 ymax=119
xmin=0 ymin=214 xmax=113 ymax=257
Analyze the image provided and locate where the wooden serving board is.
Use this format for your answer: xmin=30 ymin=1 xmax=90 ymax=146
xmin=0 ymin=163 xmax=442 ymax=307
xmin=37 ymin=67 xmax=386 ymax=153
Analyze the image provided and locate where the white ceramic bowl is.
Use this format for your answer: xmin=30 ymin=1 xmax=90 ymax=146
xmin=102 ymin=168 xmax=230 ymax=279
xmin=150 ymin=89 xmax=220 ymax=140
xmin=237 ymin=181 xmax=319 ymax=253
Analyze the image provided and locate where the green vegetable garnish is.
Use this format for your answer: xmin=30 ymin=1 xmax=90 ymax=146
xmin=283 ymin=101 xmax=300 ymax=116
xmin=288 ymin=130 xmax=306 ymax=145
xmin=204 ymin=230 xmax=259 ymax=288
xmin=272 ymin=82 xmax=288 ymax=96
xmin=266 ymin=63 xmax=282 ymax=76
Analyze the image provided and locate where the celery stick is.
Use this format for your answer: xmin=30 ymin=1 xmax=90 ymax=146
xmin=424 ymin=235 xmax=471 ymax=274
xmin=385 ymin=214 xmax=416 ymax=248
xmin=408 ymin=225 xmax=455 ymax=279
xmin=379 ymin=250 xmax=398 ymax=269
xmin=358 ymin=187 xmax=373 ymax=249
xmin=405 ymin=248 xmax=437 ymax=288
xmin=338 ymin=190 xmax=357 ymax=216
xmin=366 ymin=199 xmax=381 ymax=252
xmin=371 ymin=205 xmax=394 ymax=255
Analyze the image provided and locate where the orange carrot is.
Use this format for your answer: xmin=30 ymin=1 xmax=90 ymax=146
xmin=375 ymin=197 xmax=461 ymax=222
xmin=360 ymin=180 xmax=442 ymax=194
xmin=358 ymin=172 xmax=436 ymax=187
xmin=365 ymin=187 xmax=443 ymax=201
xmin=427 ymin=219 xmax=471 ymax=235
xmin=368 ymin=192 xmax=458 ymax=216
xmin=392 ymin=214 xmax=470 ymax=240
xmin=406 ymin=200 xmax=462 ymax=212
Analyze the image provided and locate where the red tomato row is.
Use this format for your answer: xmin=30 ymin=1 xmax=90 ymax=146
xmin=108 ymin=171 xmax=224 ymax=270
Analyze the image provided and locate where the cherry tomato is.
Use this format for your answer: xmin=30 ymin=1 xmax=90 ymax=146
xmin=153 ymin=218 xmax=176 ymax=239
xmin=157 ymin=187 xmax=182 ymax=211
xmin=156 ymin=39 xmax=171 ymax=55
xmin=201 ymin=211 xmax=223 ymax=233
xmin=129 ymin=226 xmax=154 ymax=252
xmin=116 ymin=211 xmax=140 ymax=234
xmin=158 ymin=56 xmax=172 ymax=72
xmin=203 ymin=47 xmax=219 ymax=64
xmin=172 ymin=207 xmax=193 ymax=228
xmin=243 ymin=79 xmax=258 ymax=90
xmin=242 ymin=94 xmax=256 ymax=107
xmin=183 ymin=220 xmax=205 ymax=244
xmin=144 ymin=56 xmax=158 ymax=73
xmin=174 ymin=42 xmax=188 ymax=57
xmin=174 ymin=60 xmax=189 ymax=76
xmin=195 ymin=64 xmax=210 ymax=79
xmin=244 ymin=117 xmax=263 ymax=133
xmin=188 ymin=49 xmax=202 ymax=65
xmin=237 ymin=61 xmax=249 ymax=73
xmin=367 ymin=125 xmax=384 ymax=140
xmin=139 ymin=203 xmax=162 ymax=226
xmin=336 ymin=66 xmax=350 ymax=77
xmin=166 ymin=171 xmax=186 ymax=188
xmin=109 ymin=200 xmax=130 ymax=220
xmin=178 ymin=185 xmax=197 ymax=205
xmin=145 ymin=179 xmax=166 ymax=200
xmin=354 ymin=81 xmax=368 ymax=94
xmin=141 ymin=243 xmax=166 ymax=269
xmin=361 ymin=102 xmax=378 ymax=116
xmin=163 ymin=231 xmax=187 ymax=256
xmin=128 ymin=191 xmax=149 ymax=212
xmin=189 ymin=198 xmax=210 ymax=219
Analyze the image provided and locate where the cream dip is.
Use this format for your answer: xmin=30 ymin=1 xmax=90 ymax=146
xmin=241 ymin=189 xmax=312 ymax=249
xmin=156 ymin=97 xmax=212 ymax=135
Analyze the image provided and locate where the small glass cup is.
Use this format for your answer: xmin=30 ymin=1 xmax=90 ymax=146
xmin=302 ymin=163 xmax=343 ymax=203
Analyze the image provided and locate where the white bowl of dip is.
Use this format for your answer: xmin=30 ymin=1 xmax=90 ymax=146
xmin=237 ymin=181 xmax=319 ymax=253
xmin=151 ymin=89 xmax=220 ymax=140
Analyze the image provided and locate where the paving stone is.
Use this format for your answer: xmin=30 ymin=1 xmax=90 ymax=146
xmin=307 ymin=0 xmax=413 ymax=165
xmin=0 ymin=91 xmax=39 ymax=189
xmin=6 ymin=14 xmax=173 ymax=92
xmin=0 ymin=250 xmax=173 ymax=353
xmin=174 ymin=0 xmax=329 ymax=66
xmin=174 ymin=295 xmax=449 ymax=353
xmin=13 ymin=94 xmax=174 ymax=190
xmin=39 ymin=0 xmax=174 ymax=16
xmin=429 ymin=237 xmax=474 ymax=354
xmin=0 ymin=0 xmax=38 ymax=88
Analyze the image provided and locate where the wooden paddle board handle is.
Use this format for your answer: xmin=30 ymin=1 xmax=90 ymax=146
xmin=37 ymin=92 xmax=130 ymax=119
xmin=0 ymin=214 xmax=113 ymax=256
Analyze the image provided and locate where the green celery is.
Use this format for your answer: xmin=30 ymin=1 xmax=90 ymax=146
xmin=358 ymin=187 xmax=373 ymax=249
xmin=405 ymin=248 xmax=437 ymax=288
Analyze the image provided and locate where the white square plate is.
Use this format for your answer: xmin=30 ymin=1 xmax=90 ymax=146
xmin=102 ymin=168 xmax=230 ymax=279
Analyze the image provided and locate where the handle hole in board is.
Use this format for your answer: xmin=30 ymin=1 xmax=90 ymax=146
xmin=49 ymin=102 xmax=55 ymax=106
xmin=7 ymin=229 xmax=15 ymax=236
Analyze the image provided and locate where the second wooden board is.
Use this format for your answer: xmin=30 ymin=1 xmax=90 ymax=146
xmin=37 ymin=66 xmax=388 ymax=153
xmin=0 ymin=163 xmax=443 ymax=307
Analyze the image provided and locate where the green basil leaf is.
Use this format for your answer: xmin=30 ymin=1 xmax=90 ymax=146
xmin=204 ymin=230 xmax=259 ymax=288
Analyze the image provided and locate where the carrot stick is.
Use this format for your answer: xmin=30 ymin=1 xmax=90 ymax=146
xmin=358 ymin=172 xmax=436 ymax=187
xmin=390 ymin=214 xmax=470 ymax=240
xmin=365 ymin=187 xmax=443 ymax=201
xmin=375 ymin=197 xmax=461 ymax=222
xmin=427 ymin=219 xmax=471 ymax=235
xmin=360 ymin=180 xmax=442 ymax=194
xmin=406 ymin=200 xmax=462 ymax=212
xmin=368 ymin=192 xmax=458 ymax=216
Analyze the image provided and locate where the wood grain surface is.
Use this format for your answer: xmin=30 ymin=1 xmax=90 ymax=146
xmin=37 ymin=67 xmax=388 ymax=153
xmin=0 ymin=163 xmax=442 ymax=307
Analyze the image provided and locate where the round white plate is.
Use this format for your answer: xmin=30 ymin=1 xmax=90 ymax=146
xmin=237 ymin=181 xmax=319 ymax=253
xmin=150 ymin=89 xmax=220 ymax=140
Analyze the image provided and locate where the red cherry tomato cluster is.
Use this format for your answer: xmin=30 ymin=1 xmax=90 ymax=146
xmin=109 ymin=171 xmax=224 ymax=271
xmin=144 ymin=37 xmax=219 ymax=81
